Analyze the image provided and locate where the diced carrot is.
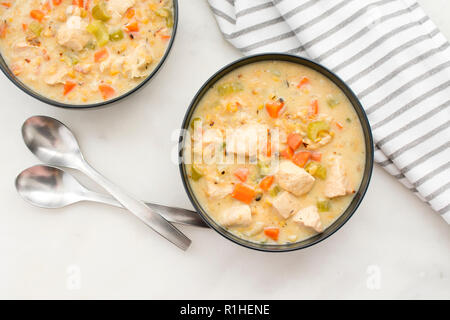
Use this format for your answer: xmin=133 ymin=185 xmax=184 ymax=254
xmin=310 ymin=99 xmax=319 ymax=115
xmin=0 ymin=22 xmax=7 ymax=38
xmin=42 ymin=48 xmax=50 ymax=60
xmin=72 ymin=0 xmax=83 ymax=7
xmin=30 ymin=10 xmax=45 ymax=22
xmin=125 ymin=7 xmax=135 ymax=19
xmin=52 ymin=0 xmax=62 ymax=5
xmin=264 ymin=227 xmax=279 ymax=241
xmin=336 ymin=121 xmax=344 ymax=129
xmin=265 ymin=99 xmax=284 ymax=118
xmin=287 ymin=133 xmax=303 ymax=150
xmin=94 ymin=48 xmax=108 ymax=62
xmin=311 ymin=152 xmax=322 ymax=162
xmin=292 ymin=151 xmax=311 ymax=168
xmin=160 ymin=34 xmax=171 ymax=40
xmin=0 ymin=2 xmax=11 ymax=8
xmin=125 ymin=21 xmax=139 ymax=32
xmin=63 ymin=81 xmax=76 ymax=95
xmin=22 ymin=23 xmax=27 ymax=31
xmin=99 ymin=84 xmax=115 ymax=100
xmin=10 ymin=64 xmax=22 ymax=76
xmin=259 ymin=175 xmax=274 ymax=191
xmin=234 ymin=168 xmax=249 ymax=182
xmin=280 ymin=147 xmax=294 ymax=159
xmin=42 ymin=1 xmax=51 ymax=12
xmin=231 ymin=183 xmax=256 ymax=204
xmin=297 ymin=77 xmax=310 ymax=89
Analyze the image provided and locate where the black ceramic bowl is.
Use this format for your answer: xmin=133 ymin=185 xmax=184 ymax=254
xmin=179 ymin=53 xmax=374 ymax=252
xmin=0 ymin=0 xmax=178 ymax=109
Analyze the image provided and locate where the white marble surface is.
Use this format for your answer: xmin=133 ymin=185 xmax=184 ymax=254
xmin=0 ymin=0 xmax=448 ymax=300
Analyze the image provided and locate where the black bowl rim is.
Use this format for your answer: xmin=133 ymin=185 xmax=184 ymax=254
xmin=0 ymin=0 xmax=179 ymax=109
xmin=179 ymin=53 xmax=374 ymax=252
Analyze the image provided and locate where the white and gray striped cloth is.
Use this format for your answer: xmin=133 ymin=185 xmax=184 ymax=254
xmin=208 ymin=0 xmax=450 ymax=223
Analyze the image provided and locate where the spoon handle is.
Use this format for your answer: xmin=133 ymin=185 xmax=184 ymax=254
xmin=84 ymin=191 xmax=208 ymax=228
xmin=80 ymin=161 xmax=192 ymax=251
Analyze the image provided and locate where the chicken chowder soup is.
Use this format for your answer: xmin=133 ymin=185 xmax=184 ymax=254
xmin=0 ymin=0 xmax=173 ymax=104
xmin=186 ymin=61 xmax=366 ymax=244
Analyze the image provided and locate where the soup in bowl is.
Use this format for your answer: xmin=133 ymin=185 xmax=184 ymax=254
xmin=180 ymin=54 xmax=373 ymax=251
xmin=0 ymin=0 xmax=176 ymax=107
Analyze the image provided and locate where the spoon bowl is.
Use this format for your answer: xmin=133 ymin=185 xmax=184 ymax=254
xmin=16 ymin=165 xmax=85 ymax=209
xmin=22 ymin=116 xmax=84 ymax=169
xmin=16 ymin=165 xmax=208 ymax=228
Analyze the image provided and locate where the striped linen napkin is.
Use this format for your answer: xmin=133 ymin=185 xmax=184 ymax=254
xmin=208 ymin=0 xmax=450 ymax=223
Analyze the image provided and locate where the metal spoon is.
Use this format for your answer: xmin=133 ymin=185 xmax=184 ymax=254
xmin=16 ymin=165 xmax=208 ymax=228
xmin=21 ymin=116 xmax=191 ymax=250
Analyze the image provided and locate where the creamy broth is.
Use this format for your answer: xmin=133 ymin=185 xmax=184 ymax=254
xmin=0 ymin=0 xmax=173 ymax=104
xmin=186 ymin=61 xmax=366 ymax=244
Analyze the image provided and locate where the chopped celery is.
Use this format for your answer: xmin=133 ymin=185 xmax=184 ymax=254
xmin=307 ymin=120 xmax=330 ymax=142
xmin=315 ymin=165 xmax=327 ymax=180
xmin=269 ymin=185 xmax=281 ymax=197
xmin=217 ymin=82 xmax=244 ymax=96
xmin=86 ymin=20 xmax=109 ymax=46
xmin=109 ymin=29 xmax=124 ymax=41
xmin=305 ymin=161 xmax=327 ymax=179
xmin=305 ymin=161 xmax=319 ymax=175
xmin=191 ymin=165 xmax=203 ymax=181
xmin=317 ymin=199 xmax=331 ymax=212
xmin=29 ymin=21 xmax=43 ymax=37
xmin=85 ymin=41 xmax=96 ymax=50
xmin=190 ymin=117 xmax=202 ymax=129
xmin=80 ymin=8 xmax=88 ymax=18
xmin=257 ymin=161 xmax=271 ymax=176
xmin=157 ymin=8 xmax=174 ymax=28
xmin=68 ymin=54 xmax=79 ymax=65
xmin=166 ymin=13 xmax=174 ymax=28
xmin=269 ymin=69 xmax=281 ymax=77
xmin=92 ymin=2 xmax=111 ymax=21
xmin=327 ymin=97 xmax=340 ymax=108
xmin=155 ymin=8 xmax=170 ymax=17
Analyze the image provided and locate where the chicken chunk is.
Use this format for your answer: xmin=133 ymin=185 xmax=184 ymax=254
xmin=57 ymin=16 xmax=91 ymax=51
xmin=324 ymin=156 xmax=354 ymax=198
xmin=127 ymin=43 xmax=154 ymax=78
xmin=107 ymin=0 xmax=135 ymax=16
xmin=275 ymin=161 xmax=315 ymax=196
xmin=292 ymin=206 xmax=323 ymax=232
xmin=219 ymin=204 xmax=252 ymax=227
xmin=99 ymin=54 xmax=125 ymax=73
xmin=14 ymin=41 xmax=36 ymax=51
xmin=201 ymin=129 xmax=224 ymax=162
xmin=74 ymin=63 xmax=92 ymax=74
xmin=226 ymin=124 xmax=268 ymax=158
xmin=45 ymin=66 xmax=69 ymax=85
xmin=204 ymin=179 xmax=233 ymax=200
xmin=272 ymin=191 xmax=300 ymax=219
xmin=13 ymin=41 xmax=40 ymax=59
xmin=244 ymin=221 xmax=265 ymax=236
xmin=305 ymin=134 xmax=333 ymax=150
